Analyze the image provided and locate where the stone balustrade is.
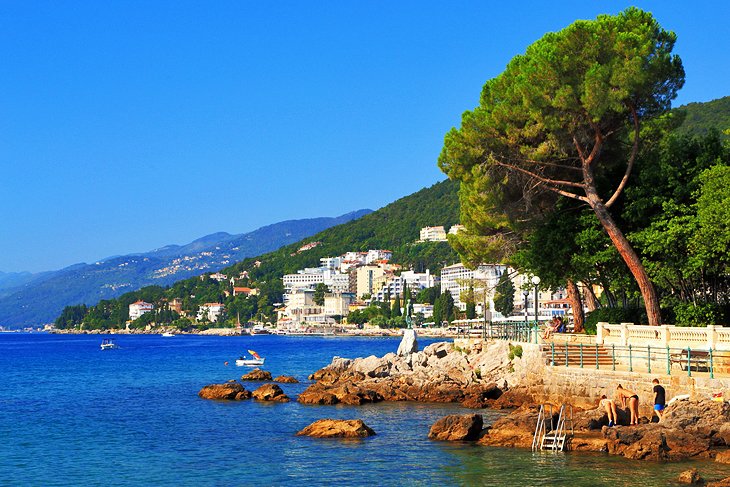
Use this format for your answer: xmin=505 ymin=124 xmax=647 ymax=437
xmin=596 ymin=322 xmax=730 ymax=351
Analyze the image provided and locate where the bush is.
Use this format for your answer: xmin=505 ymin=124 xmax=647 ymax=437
xmin=508 ymin=343 xmax=523 ymax=361
xmin=583 ymin=308 xmax=647 ymax=335
xmin=673 ymin=303 xmax=723 ymax=326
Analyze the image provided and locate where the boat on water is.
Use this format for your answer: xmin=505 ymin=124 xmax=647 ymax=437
xmin=100 ymin=339 xmax=119 ymax=351
xmin=236 ymin=349 xmax=265 ymax=366
xmin=161 ymin=332 xmax=175 ymax=337
xmin=250 ymin=325 xmax=270 ymax=335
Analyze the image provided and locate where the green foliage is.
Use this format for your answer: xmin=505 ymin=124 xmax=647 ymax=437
xmin=55 ymin=304 xmax=87 ymax=329
xmin=675 ymin=96 xmax=730 ymax=140
xmin=392 ymin=294 xmax=402 ymax=317
xmin=313 ymin=283 xmax=329 ymax=306
xmin=416 ymin=286 xmax=440 ymax=304
xmin=433 ymin=290 xmax=455 ymax=324
xmin=584 ymin=308 xmax=647 ymax=335
xmin=672 ymin=303 xmax=724 ymax=327
xmin=508 ymin=344 xmax=523 ymax=361
xmin=493 ymin=273 xmax=515 ymax=317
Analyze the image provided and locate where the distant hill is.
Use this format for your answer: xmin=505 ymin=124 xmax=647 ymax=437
xmin=53 ymin=179 xmax=462 ymax=330
xmin=0 ymin=210 xmax=370 ymax=327
xmin=676 ymin=96 xmax=730 ymax=139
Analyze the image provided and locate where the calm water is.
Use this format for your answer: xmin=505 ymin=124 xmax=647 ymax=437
xmin=1 ymin=333 xmax=728 ymax=486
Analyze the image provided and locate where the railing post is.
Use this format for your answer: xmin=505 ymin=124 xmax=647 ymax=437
xmin=666 ymin=346 xmax=671 ymax=375
xmin=595 ymin=344 xmax=599 ymax=370
xmin=710 ymin=348 xmax=714 ymax=379
xmin=647 ymin=344 xmax=652 ymax=374
xmin=612 ymin=344 xmax=616 ymax=371
xmin=579 ymin=343 xmax=583 ymax=368
xmin=629 ymin=344 xmax=633 ymax=372
xmin=596 ymin=321 xmax=606 ymax=345
xmin=565 ymin=342 xmax=569 ymax=368
xmin=687 ymin=347 xmax=692 ymax=378
xmin=551 ymin=342 xmax=555 ymax=366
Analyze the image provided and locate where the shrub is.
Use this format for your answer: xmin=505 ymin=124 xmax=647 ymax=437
xmin=673 ymin=303 xmax=723 ymax=327
xmin=508 ymin=343 xmax=523 ymax=361
xmin=583 ymin=308 xmax=647 ymax=335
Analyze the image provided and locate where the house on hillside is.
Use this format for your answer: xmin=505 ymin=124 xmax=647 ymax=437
xmin=129 ymin=300 xmax=154 ymax=321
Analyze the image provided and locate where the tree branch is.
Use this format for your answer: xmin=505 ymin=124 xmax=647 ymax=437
xmin=493 ymin=160 xmax=589 ymax=203
xmin=604 ymin=104 xmax=640 ymax=208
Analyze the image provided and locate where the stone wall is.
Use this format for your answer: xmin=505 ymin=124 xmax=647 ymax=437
xmin=455 ymin=339 xmax=730 ymax=414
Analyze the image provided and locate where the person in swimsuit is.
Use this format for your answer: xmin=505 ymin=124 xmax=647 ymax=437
xmin=599 ymin=395 xmax=618 ymax=426
xmin=616 ymin=384 xmax=640 ymax=425
xmin=652 ymin=378 xmax=666 ymax=420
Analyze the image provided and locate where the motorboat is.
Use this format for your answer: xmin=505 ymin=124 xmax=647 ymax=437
xmin=100 ymin=339 xmax=119 ymax=351
xmin=236 ymin=349 xmax=265 ymax=366
xmin=250 ymin=325 xmax=270 ymax=335
xmin=161 ymin=332 xmax=175 ymax=337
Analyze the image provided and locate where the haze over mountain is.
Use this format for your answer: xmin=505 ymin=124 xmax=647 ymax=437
xmin=0 ymin=210 xmax=370 ymax=327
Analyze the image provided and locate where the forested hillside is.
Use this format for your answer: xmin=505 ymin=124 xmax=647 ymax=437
xmin=676 ymin=96 xmax=730 ymax=139
xmin=55 ymin=179 xmax=460 ymax=330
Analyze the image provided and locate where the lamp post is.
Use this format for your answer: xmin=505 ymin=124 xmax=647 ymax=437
xmin=523 ymin=290 xmax=529 ymax=323
xmin=531 ymin=275 xmax=541 ymax=325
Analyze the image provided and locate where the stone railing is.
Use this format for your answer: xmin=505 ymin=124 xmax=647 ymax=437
xmin=596 ymin=322 xmax=730 ymax=351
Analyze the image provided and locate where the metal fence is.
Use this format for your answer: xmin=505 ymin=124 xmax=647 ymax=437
xmin=546 ymin=342 xmax=730 ymax=378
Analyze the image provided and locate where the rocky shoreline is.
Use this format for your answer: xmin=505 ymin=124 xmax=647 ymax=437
xmin=198 ymin=338 xmax=730 ymax=480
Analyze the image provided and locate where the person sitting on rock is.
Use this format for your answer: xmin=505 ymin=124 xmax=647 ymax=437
xmin=599 ymin=395 xmax=618 ymax=427
xmin=616 ymin=384 xmax=640 ymax=425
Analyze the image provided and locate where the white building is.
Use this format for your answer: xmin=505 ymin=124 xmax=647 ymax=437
xmin=440 ymin=263 xmax=508 ymax=313
xmin=209 ymin=272 xmax=228 ymax=282
xmin=324 ymin=293 xmax=356 ymax=317
xmin=413 ymin=303 xmax=433 ymax=318
xmin=419 ymin=226 xmax=447 ymax=242
xmin=365 ymin=249 xmax=393 ymax=264
xmin=371 ymin=270 xmax=438 ymax=302
xmin=129 ymin=301 xmax=154 ymax=321
xmin=283 ymin=269 xmax=325 ymax=291
xmin=448 ymin=224 xmax=465 ymax=235
xmin=356 ymin=264 xmax=386 ymax=298
xmin=320 ymin=256 xmax=343 ymax=270
xmin=197 ymin=303 xmax=225 ymax=322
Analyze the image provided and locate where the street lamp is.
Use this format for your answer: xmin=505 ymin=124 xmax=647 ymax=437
xmin=531 ymin=275 xmax=541 ymax=325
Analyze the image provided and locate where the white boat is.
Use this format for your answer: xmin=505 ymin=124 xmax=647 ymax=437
xmin=236 ymin=349 xmax=265 ymax=366
xmin=100 ymin=339 xmax=119 ymax=351
xmin=161 ymin=332 xmax=175 ymax=337
xmin=250 ymin=324 xmax=270 ymax=335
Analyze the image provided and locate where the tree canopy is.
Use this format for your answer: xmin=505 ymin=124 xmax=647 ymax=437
xmin=439 ymin=7 xmax=685 ymax=325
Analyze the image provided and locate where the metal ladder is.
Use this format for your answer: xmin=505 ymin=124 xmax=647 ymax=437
xmin=532 ymin=404 xmax=573 ymax=452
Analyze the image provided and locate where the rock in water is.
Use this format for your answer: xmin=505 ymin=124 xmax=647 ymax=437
xmin=198 ymin=382 xmax=251 ymax=400
xmin=296 ymin=419 xmax=376 ymax=438
xmin=428 ymin=414 xmax=484 ymax=441
xmin=241 ymin=368 xmax=273 ymax=381
xmin=252 ymin=383 xmax=290 ymax=402
xmin=678 ymin=468 xmax=702 ymax=484
xmin=397 ymin=329 xmax=418 ymax=356
xmin=274 ymin=375 xmax=299 ymax=383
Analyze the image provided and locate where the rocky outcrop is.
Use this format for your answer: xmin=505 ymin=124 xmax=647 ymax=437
xmin=678 ymin=468 xmax=702 ymax=484
xmin=241 ymin=368 xmax=273 ymax=381
xmin=479 ymin=399 xmax=730 ymax=462
xmin=298 ymin=340 xmax=517 ymax=407
xmin=252 ymin=383 xmax=290 ymax=402
xmin=274 ymin=375 xmax=299 ymax=383
xmin=428 ymin=414 xmax=483 ymax=441
xmin=198 ymin=381 xmax=252 ymax=400
xmin=296 ymin=419 xmax=376 ymax=438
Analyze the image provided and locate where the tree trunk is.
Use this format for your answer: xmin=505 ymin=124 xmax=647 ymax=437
xmin=566 ymin=279 xmax=584 ymax=332
xmin=585 ymin=190 xmax=662 ymax=325
xmin=582 ymin=282 xmax=600 ymax=311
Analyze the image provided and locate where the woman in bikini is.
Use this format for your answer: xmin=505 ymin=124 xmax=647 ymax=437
xmin=616 ymin=384 xmax=640 ymax=425
xmin=599 ymin=395 xmax=618 ymax=427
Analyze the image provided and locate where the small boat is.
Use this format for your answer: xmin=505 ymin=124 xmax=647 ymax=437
xmin=100 ymin=339 xmax=119 ymax=351
xmin=250 ymin=324 xmax=270 ymax=335
xmin=161 ymin=332 xmax=175 ymax=337
xmin=236 ymin=349 xmax=265 ymax=366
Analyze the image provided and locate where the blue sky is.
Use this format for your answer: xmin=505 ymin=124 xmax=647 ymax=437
xmin=1 ymin=1 xmax=728 ymax=273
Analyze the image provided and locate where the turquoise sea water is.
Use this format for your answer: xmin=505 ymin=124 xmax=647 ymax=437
xmin=1 ymin=333 xmax=729 ymax=486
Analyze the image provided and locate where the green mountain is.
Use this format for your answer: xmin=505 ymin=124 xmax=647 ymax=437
xmin=55 ymin=179 xmax=461 ymax=330
xmin=676 ymin=96 xmax=730 ymax=139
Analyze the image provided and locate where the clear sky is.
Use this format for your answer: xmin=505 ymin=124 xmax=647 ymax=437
xmin=1 ymin=1 xmax=728 ymax=273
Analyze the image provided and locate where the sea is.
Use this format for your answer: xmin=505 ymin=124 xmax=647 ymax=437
xmin=1 ymin=333 xmax=728 ymax=486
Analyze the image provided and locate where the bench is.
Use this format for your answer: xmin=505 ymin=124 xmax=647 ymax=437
xmin=670 ymin=349 xmax=711 ymax=372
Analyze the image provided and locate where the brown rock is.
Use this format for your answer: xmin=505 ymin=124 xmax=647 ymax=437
xmin=252 ymin=383 xmax=290 ymax=402
xmin=241 ymin=368 xmax=273 ymax=381
xmin=296 ymin=419 xmax=375 ymax=438
xmin=708 ymin=477 xmax=730 ymax=487
xmin=429 ymin=414 xmax=484 ymax=441
xmin=677 ymin=468 xmax=702 ymax=484
xmin=274 ymin=375 xmax=299 ymax=383
xmin=198 ymin=382 xmax=250 ymax=400
xmin=298 ymin=389 xmax=339 ymax=405
xmin=716 ymin=450 xmax=730 ymax=464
